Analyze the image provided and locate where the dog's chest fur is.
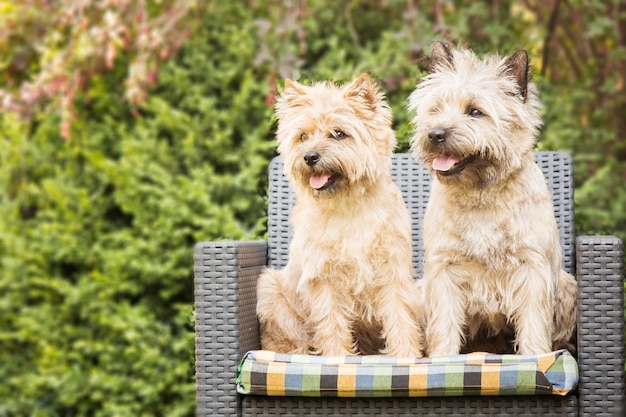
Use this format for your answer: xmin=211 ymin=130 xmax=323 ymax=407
xmin=423 ymin=161 xmax=562 ymax=320
xmin=424 ymin=161 xmax=556 ymax=272
xmin=426 ymin=189 xmax=523 ymax=270
xmin=288 ymin=181 xmax=412 ymax=294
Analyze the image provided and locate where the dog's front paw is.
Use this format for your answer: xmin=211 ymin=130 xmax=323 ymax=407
xmin=428 ymin=348 xmax=460 ymax=357
xmin=310 ymin=338 xmax=356 ymax=356
xmin=383 ymin=345 xmax=423 ymax=358
xmin=427 ymin=340 xmax=461 ymax=357
xmin=383 ymin=330 xmax=424 ymax=358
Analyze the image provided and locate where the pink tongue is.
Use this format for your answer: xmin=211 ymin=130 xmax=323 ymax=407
xmin=310 ymin=174 xmax=332 ymax=189
xmin=432 ymin=156 xmax=459 ymax=171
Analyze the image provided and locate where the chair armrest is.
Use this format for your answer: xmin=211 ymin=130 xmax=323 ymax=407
xmin=194 ymin=240 xmax=268 ymax=417
xmin=576 ymin=235 xmax=624 ymax=417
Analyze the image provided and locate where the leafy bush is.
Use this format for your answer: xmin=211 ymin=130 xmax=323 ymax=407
xmin=0 ymin=3 xmax=275 ymax=416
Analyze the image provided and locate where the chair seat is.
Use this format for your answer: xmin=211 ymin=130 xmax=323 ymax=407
xmin=237 ymin=349 xmax=578 ymax=398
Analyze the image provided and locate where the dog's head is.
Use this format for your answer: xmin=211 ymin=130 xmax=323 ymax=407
xmin=408 ymin=42 xmax=543 ymax=187
xmin=274 ymin=74 xmax=396 ymax=199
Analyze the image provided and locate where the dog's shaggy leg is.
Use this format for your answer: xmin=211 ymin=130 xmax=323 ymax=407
xmin=257 ymin=268 xmax=310 ymax=353
xmin=510 ymin=264 xmax=554 ymax=355
xmin=376 ymin=278 xmax=424 ymax=357
xmin=553 ymin=270 xmax=578 ymax=352
xmin=423 ymin=265 xmax=466 ymax=357
xmin=304 ymin=279 xmax=356 ymax=356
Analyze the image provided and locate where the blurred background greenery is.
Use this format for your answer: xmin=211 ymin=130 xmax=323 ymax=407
xmin=0 ymin=0 xmax=624 ymax=415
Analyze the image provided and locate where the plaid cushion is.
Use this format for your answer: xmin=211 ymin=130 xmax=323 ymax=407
xmin=237 ymin=349 xmax=578 ymax=397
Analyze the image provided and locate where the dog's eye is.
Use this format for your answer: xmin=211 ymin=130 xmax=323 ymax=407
xmin=330 ymin=130 xmax=347 ymax=140
xmin=468 ymin=108 xmax=484 ymax=117
xmin=330 ymin=130 xmax=348 ymax=140
xmin=300 ymin=133 xmax=308 ymax=142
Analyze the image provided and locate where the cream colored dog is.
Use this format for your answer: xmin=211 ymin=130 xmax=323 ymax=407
xmin=257 ymin=74 xmax=424 ymax=357
xmin=409 ymin=42 xmax=577 ymax=356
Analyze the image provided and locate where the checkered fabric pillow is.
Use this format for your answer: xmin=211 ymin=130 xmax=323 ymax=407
xmin=237 ymin=349 xmax=578 ymax=397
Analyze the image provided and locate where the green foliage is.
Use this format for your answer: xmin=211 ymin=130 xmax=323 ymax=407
xmin=534 ymin=0 xmax=626 ymax=242
xmin=539 ymin=76 xmax=626 ymax=239
xmin=0 ymin=1 xmax=624 ymax=415
xmin=0 ymin=3 xmax=275 ymax=416
xmin=0 ymin=0 xmax=197 ymax=139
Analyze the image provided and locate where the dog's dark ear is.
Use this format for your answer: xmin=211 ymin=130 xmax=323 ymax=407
xmin=428 ymin=41 xmax=454 ymax=73
xmin=503 ymin=50 xmax=529 ymax=100
xmin=345 ymin=73 xmax=378 ymax=109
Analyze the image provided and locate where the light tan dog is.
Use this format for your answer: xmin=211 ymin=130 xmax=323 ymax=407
xmin=257 ymin=74 xmax=424 ymax=357
xmin=408 ymin=42 xmax=577 ymax=356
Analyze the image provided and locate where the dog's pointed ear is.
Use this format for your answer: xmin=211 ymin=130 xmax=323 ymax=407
xmin=282 ymin=79 xmax=307 ymax=98
xmin=344 ymin=73 xmax=378 ymax=109
xmin=503 ymin=50 xmax=530 ymax=100
xmin=278 ymin=79 xmax=309 ymax=109
xmin=428 ymin=41 xmax=454 ymax=73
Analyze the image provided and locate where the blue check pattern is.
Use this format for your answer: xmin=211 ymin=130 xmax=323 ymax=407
xmin=237 ymin=349 xmax=578 ymax=397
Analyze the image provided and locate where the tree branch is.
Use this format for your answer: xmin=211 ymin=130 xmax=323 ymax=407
xmin=541 ymin=0 xmax=561 ymax=77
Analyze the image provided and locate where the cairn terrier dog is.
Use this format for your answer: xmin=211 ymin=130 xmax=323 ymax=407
xmin=257 ymin=74 xmax=424 ymax=357
xmin=408 ymin=42 xmax=577 ymax=356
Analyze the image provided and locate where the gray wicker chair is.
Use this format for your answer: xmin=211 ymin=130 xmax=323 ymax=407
xmin=194 ymin=152 xmax=624 ymax=417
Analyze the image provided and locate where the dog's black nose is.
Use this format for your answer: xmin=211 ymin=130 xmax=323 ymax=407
xmin=304 ymin=151 xmax=320 ymax=166
xmin=428 ymin=128 xmax=447 ymax=145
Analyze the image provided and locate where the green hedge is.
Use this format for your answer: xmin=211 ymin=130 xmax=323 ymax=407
xmin=0 ymin=3 xmax=275 ymax=416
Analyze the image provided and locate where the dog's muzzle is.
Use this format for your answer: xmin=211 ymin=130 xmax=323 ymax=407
xmin=428 ymin=128 xmax=447 ymax=146
xmin=304 ymin=151 xmax=320 ymax=166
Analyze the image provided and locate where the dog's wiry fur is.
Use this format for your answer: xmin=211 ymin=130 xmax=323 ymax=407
xmin=408 ymin=42 xmax=577 ymax=356
xmin=257 ymin=74 xmax=424 ymax=357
